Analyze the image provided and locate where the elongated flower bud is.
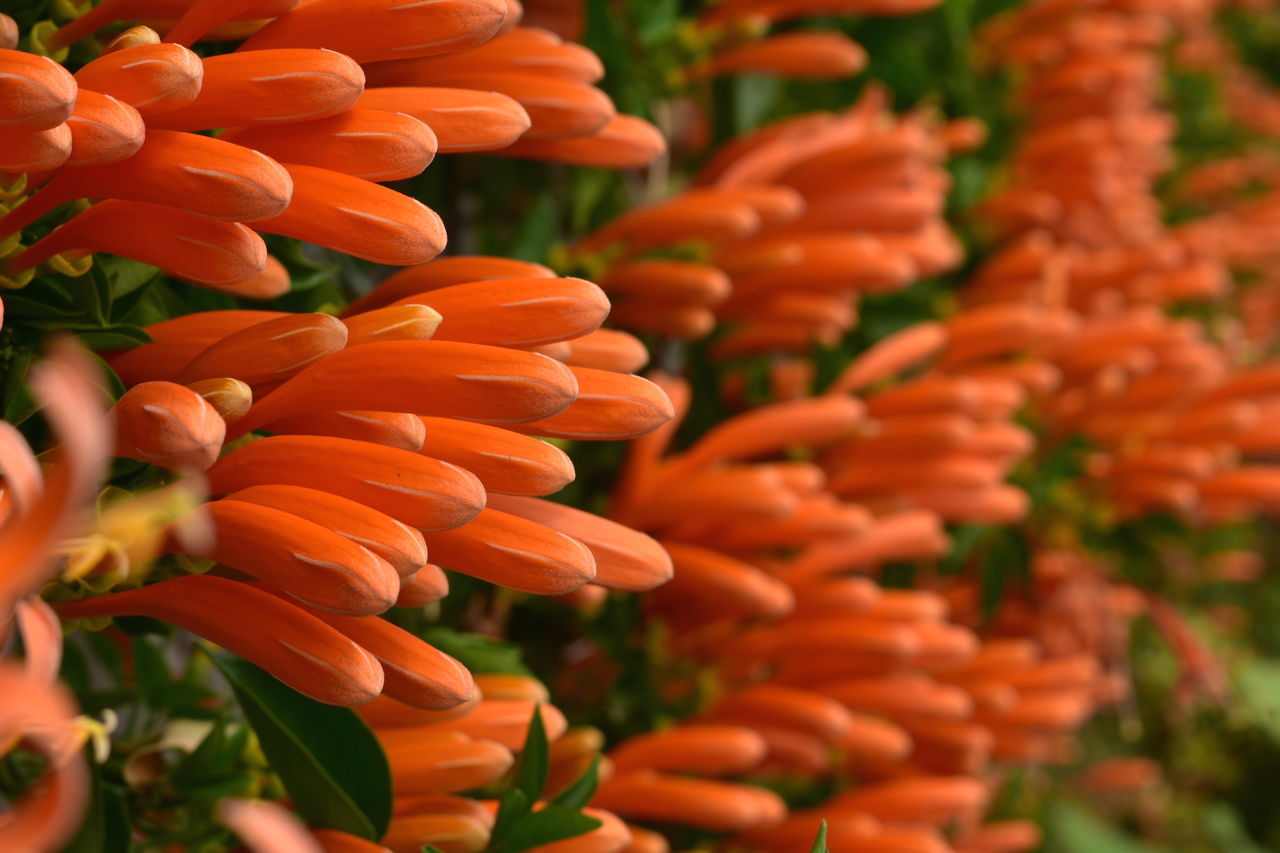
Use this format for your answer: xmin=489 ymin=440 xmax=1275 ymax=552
xmin=499 ymin=114 xmax=666 ymax=169
xmin=418 ymin=418 xmax=574 ymax=496
xmin=0 ymin=123 xmax=71 ymax=173
xmin=609 ymin=726 xmax=766 ymax=776
xmin=563 ymin=329 xmax=648 ymax=373
xmin=396 ymin=277 xmax=608 ymax=347
xmin=487 ymin=494 xmax=671 ymax=591
xmin=61 ymin=576 xmax=384 ymax=704
xmin=240 ymin=0 xmax=509 ymax=63
xmin=64 ymin=90 xmax=145 ymax=167
xmin=358 ymin=87 xmax=531 ymax=153
xmin=343 ymin=256 xmax=553 ymax=316
xmin=164 ymin=0 xmax=302 ymax=46
xmin=223 ymin=108 xmax=437 ymax=182
xmin=423 ymin=507 xmax=596 ymax=594
xmin=253 ymin=584 xmax=474 ymax=710
xmin=148 ymin=49 xmax=364 ymax=131
xmin=207 ymin=434 xmax=486 ymax=531
xmin=111 ymin=381 xmax=226 ymax=472
xmin=225 ymin=485 xmax=428 ymax=576
xmin=230 ymin=341 xmax=578 ymax=437
xmin=176 ymin=312 xmax=348 ymax=386
xmin=192 ymin=498 xmax=401 ymax=614
xmin=74 ymin=44 xmax=203 ymax=118
xmin=252 ymin=163 xmax=445 ymax=265
xmin=2 ymin=130 xmax=294 ymax=235
xmin=343 ymin=304 xmax=443 ymax=346
xmin=9 ymin=201 xmax=268 ymax=286
xmin=507 ymin=367 xmax=674 ymax=440
xmin=264 ymin=409 xmax=427 ymax=452
xmin=0 ymin=50 xmax=77 ymax=131
xmin=592 ymin=771 xmax=785 ymax=832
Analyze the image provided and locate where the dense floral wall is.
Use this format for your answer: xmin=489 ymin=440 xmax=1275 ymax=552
xmin=3 ymin=1 xmax=1280 ymax=851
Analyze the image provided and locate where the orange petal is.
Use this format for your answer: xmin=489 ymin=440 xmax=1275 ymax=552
xmin=397 ymin=564 xmax=449 ymax=607
xmin=396 ymin=277 xmax=608 ymax=347
xmin=592 ymin=771 xmax=785 ymax=832
xmin=601 ymin=260 xmax=731 ymax=305
xmin=256 ymin=585 xmax=475 ymax=710
xmin=704 ymin=684 xmax=852 ymax=741
xmin=691 ymin=31 xmax=866 ymax=80
xmin=563 ymin=329 xmax=649 ymax=373
xmin=608 ymin=725 xmax=765 ymax=776
xmin=829 ymin=322 xmax=948 ymax=394
xmin=343 ymin=304 xmax=443 ymax=346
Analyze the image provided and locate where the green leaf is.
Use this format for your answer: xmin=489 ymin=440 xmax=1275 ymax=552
xmin=211 ymin=652 xmax=392 ymax=841
xmin=550 ymin=756 xmax=600 ymax=810
xmin=132 ymin=635 xmax=171 ymax=709
xmin=77 ymin=325 xmax=152 ymax=352
xmin=1237 ymin=660 xmax=1280 ymax=744
xmin=514 ymin=706 xmax=549 ymax=804
xmin=171 ymin=722 xmax=252 ymax=796
xmin=808 ymin=821 xmax=829 ymax=853
xmin=489 ymin=788 xmax=532 ymax=850
xmin=422 ymin=846 xmax=449 ymax=853
xmin=420 ymin=628 xmax=533 ymax=676
xmin=500 ymin=805 xmax=602 ymax=853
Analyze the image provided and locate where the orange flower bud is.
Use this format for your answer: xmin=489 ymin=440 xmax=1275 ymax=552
xmin=207 ymin=434 xmax=486 ymax=531
xmin=224 ymin=484 xmax=428 ymax=576
xmin=358 ymin=87 xmax=531 ymax=153
xmin=111 ymin=381 xmax=226 ymax=472
xmin=343 ymin=305 xmax=444 ymax=346
xmin=221 ymin=108 xmax=437 ymax=182
xmin=499 ymin=114 xmax=666 ymax=169
xmin=506 ymin=367 xmax=674 ymax=441
xmin=240 ymin=0 xmax=509 ymax=64
xmin=342 ymin=256 xmax=553 ymax=316
xmin=263 ymin=410 xmax=427 ymax=452
xmin=592 ymin=771 xmax=784 ymax=832
xmin=0 ymin=123 xmax=71 ymax=173
xmin=74 ymin=43 xmax=203 ymax=118
xmin=64 ymin=90 xmax=145 ymax=167
xmin=148 ymin=49 xmax=363 ymax=131
xmin=563 ymin=329 xmax=648 ymax=373
xmin=487 ymin=494 xmax=673 ymax=591
xmin=418 ymin=418 xmax=574 ymax=496
xmin=0 ymin=50 xmax=77 ymax=131
xmin=58 ymin=576 xmax=384 ymax=705
xmin=397 ymin=277 xmax=608 ymax=347
xmin=423 ymin=507 xmax=595 ymax=595
xmin=253 ymin=164 xmax=445 ymax=265
xmin=193 ymin=498 xmax=402 ymax=614
xmin=609 ymin=725 xmax=766 ymax=776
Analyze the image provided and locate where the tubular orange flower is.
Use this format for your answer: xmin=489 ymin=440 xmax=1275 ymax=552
xmin=9 ymin=200 xmax=268 ymax=287
xmin=206 ymin=435 xmax=487 ymax=531
xmin=417 ymin=417 xmax=575 ymax=497
xmin=57 ymin=576 xmax=385 ymax=705
xmin=73 ymin=43 xmax=204 ymax=118
xmin=357 ymin=86 xmax=532 ymax=153
xmin=111 ymin=381 xmax=226 ymax=473
xmin=174 ymin=312 xmax=349 ymax=387
xmin=0 ymin=50 xmax=77 ymax=131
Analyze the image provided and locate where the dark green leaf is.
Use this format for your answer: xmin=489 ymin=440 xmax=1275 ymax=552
xmin=514 ymin=706 xmax=549 ymax=804
xmin=211 ymin=652 xmax=392 ymax=841
xmin=490 ymin=788 xmax=532 ymax=849
xmin=77 ymin=325 xmax=152 ymax=351
xmin=132 ymin=635 xmax=171 ymax=709
xmin=59 ymin=750 xmax=132 ymax=853
xmin=420 ymin=628 xmax=533 ymax=676
xmin=501 ymin=805 xmax=602 ymax=853
xmin=809 ymin=821 xmax=829 ymax=853
xmin=549 ymin=756 xmax=600 ymax=810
